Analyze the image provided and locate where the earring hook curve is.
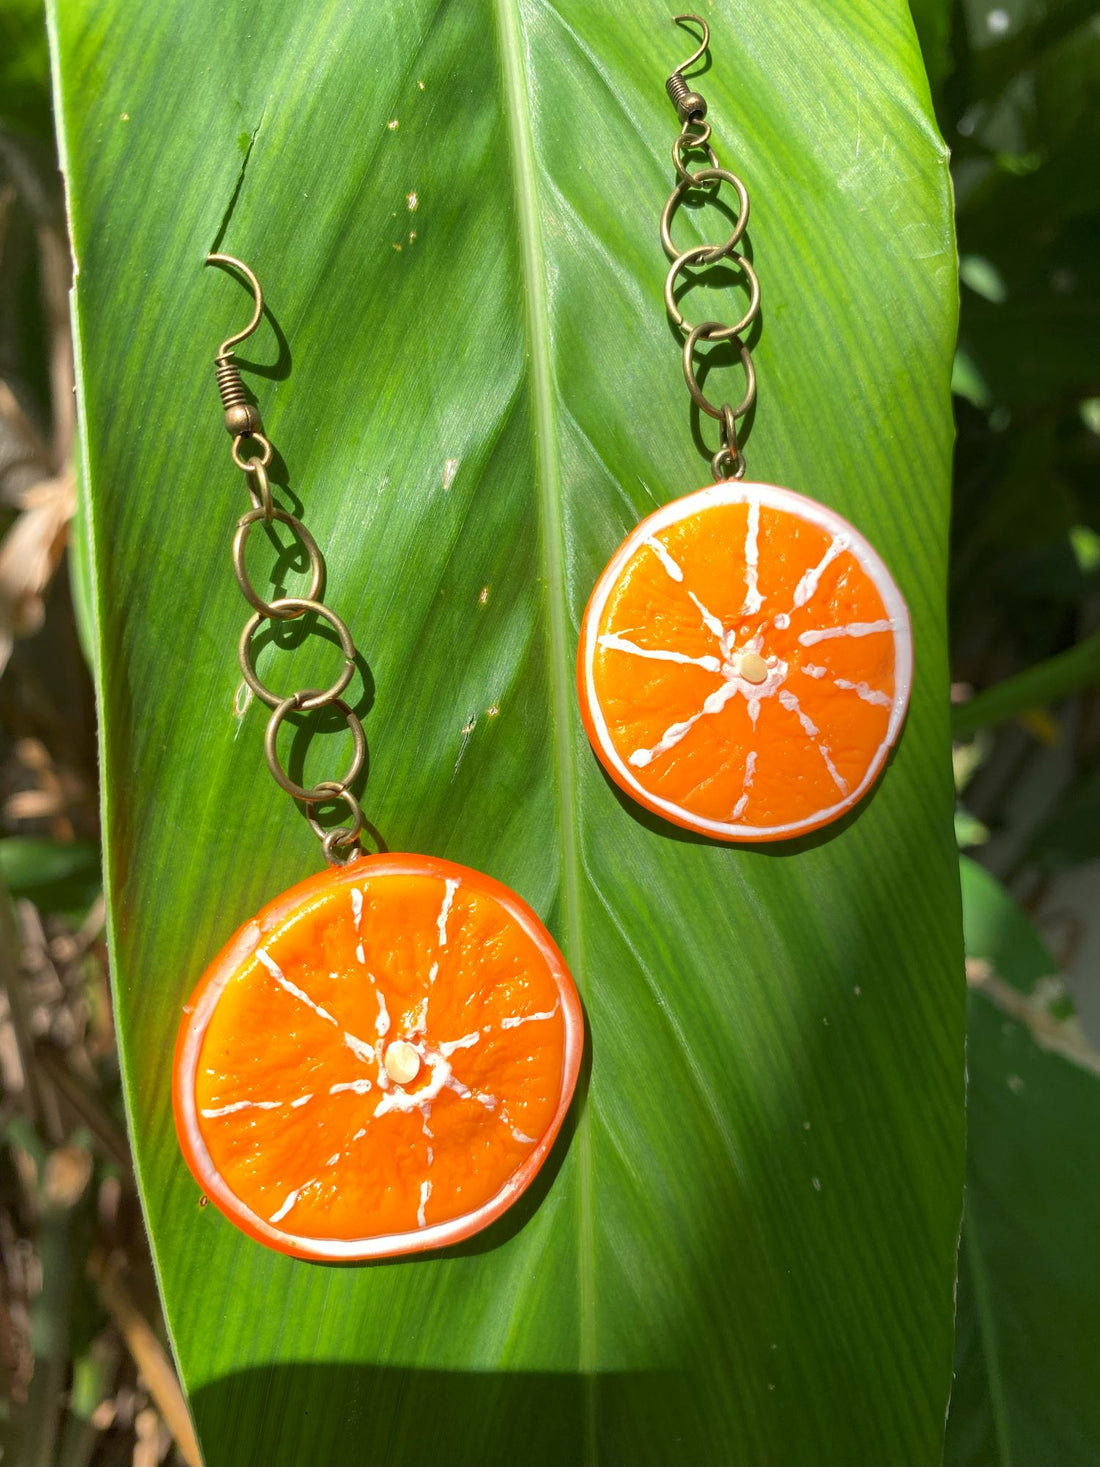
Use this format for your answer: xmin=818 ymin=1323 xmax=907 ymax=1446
xmin=671 ymin=13 xmax=710 ymax=77
xmin=206 ymin=253 xmax=264 ymax=356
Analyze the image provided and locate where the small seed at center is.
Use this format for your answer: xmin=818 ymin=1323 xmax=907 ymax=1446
xmin=738 ymin=651 xmax=769 ymax=684
xmin=384 ymin=1040 xmax=420 ymax=1085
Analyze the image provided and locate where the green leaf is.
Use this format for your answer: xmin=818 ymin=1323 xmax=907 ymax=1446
xmin=49 ymin=1 xmax=963 ymax=1462
xmin=947 ymin=859 xmax=1100 ymax=1465
xmin=951 ymin=627 xmax=1100 ymax=738
xmin=0 ymin=0 xmax=53 ymax=141
xmin=0 ymin=837 xmax=101 ymax=919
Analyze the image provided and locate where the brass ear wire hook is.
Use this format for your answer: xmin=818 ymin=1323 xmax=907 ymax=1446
xmin=206 ymin=252 xmax=266 ymax=439
xmin=207 ymin=253 xmax=264 ymax=353
xmin=666 ymin=13 xmax=710 ymax=122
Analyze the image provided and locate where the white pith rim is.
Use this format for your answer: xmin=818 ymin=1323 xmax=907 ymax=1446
xmin=582 ymin=481 xmax=914 ymax=840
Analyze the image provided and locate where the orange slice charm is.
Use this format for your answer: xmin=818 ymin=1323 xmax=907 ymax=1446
xmin=173 ymin=854 xmax=582 ymax=1260
xmin=578 ymin=482 xmax=913 ymax=842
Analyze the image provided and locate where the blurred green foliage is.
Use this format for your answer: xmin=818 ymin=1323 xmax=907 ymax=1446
xmin=942 ymin=0 xmax=1100 ymax=693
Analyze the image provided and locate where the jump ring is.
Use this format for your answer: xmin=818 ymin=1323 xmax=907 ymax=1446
xmin=672 ymin=127 xmax=719 ymax=184
xmin=711 ymin=444 xmax=746 ymax=481
xmin=239 ymin=598 xmax=357 ymax=709
xmin=232 ymin=432 xmax=274 ymax=471
xmin=664 ymin=246 xmax=761 ymax=339
xmin=661 ymin=167 xmax=750 ymax=262
xmin=264 ymin=694 xmax=366 ymax=802
xmin=232 ymin=508 xmax=325 ymax=618
xmin=305 ymin=781 xmax=365 ymax=848
xmin=322 ymin=828 xmax=362 ymax=866
xmin=243 ymin=459 xmax=274 ymax=522
xmin=682 ymin=321 xmax=757 ymax=421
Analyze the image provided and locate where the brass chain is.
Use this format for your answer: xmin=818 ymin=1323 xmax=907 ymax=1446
xmin=208 ymin=256 xmax=365 ymax=865
xmin=661 ymin=98 xmax=760 ymax=480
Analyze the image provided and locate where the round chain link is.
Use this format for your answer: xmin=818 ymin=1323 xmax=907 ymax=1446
xmin=263 ymin=693 xmax=366 ymax=804
xmin=233 ymin=507 xmax=325 ymax=617
xmin=239 ymin=597 xmax=356 ymax=710
xmin=663 ymin=117 xmax=760 ymax=479
xmin=664 ymin=245 xmax=760 ymax=339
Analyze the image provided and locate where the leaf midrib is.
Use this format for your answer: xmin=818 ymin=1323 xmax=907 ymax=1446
xmin=490 ymin=0 xmax=596 ymax=1453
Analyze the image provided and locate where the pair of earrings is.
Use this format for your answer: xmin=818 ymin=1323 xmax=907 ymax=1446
xmin=173 ymin=17 xmax=912 ymax=1261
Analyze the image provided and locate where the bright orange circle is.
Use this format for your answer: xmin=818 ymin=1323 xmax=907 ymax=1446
xmin=578 ymin=482 xmax=913 ymax=842
xmin=173 ymin=853 xmax=583 ymax=1260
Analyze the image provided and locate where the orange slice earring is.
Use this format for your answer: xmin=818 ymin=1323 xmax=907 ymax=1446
xmin=577 ymin=15 xmax=913 ymax=843
xmin=173 ymin=257 xmax=582 ymax=1260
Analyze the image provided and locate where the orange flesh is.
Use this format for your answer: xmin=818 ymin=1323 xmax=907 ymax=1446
xmin=580 ymin=487 xmax=909 ymax=838
xmin=180 ymin=864 xmax=574 ymax=1247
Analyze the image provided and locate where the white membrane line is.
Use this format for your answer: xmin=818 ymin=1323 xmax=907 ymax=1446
xmin=408 ymin=997 xmax=428 ymax=1033
xmin=290 ymin=1093 xmax=313 ymax=1108
xmin=798 ymin=619 xmax=893 ymax=646
xmin=437 ymin=879 xmax=460 ymax=945
xmin=834 ymin=677 xmax=892 ymax=708
xmin=325 ymin=1152 xmax=340 ymax=1168
xmin=500 ymin=1003 xmax=559 ymax=1031
xmin=200 ymin=1099 xmax=282 ymax=1118
xmin=329 ymin=1079 xmax=373 ymax=1096
xmin=448 ymin=1075 xmax=531 ymax=1143
xmin=629 ymin=680 xmax=740 ymax=768
xmin=438 ymin=1030 xmax=481 ymax=1056
xmin=375 ymin=990 xmax=390 ymax=1037
xmin=597 ymin=631 xmax=721 ymax=673
xmin=645 ymin=535 xmax=684 ymax=582
xmin=428 ymin=961 xmax=439 ymax=986
xmin=773 ymin=612 xmax=790 ymax=630
xmin=742 ymin=500 xmax=763 ymax=614
xmin=343 ymin=1033 xmax=374 ymax=1063
xmin=688 ymin=591 xmax=726 ymax=641
xmin=791 ymin=533 xmax=849 ymax=610
xmin=270 ymin=1184 xmax=309 ymax=1225
xmin=355 ymin=943 xmax=366 ymax=965
xmin=778 ymin=690 xmax=848 ymax=793
xmin=446 ymin=1076 xmax=498 ymax=1112
xmin=256 ymin=948 xmax=339 ymax=1028
xmin=426 ymin=1146 xmax=434 ymax=1165
xmin=731 ymin=749 xmax=758 ymax=821
xmin=801 ymin=663 xmax=828 ymax=679
xmin=418 ymin=1179 xmax=432 ymax=1228
xmin=350 ymin=888 xmax=363 ymax=932
xmin=352 ymin=1128 xmax=367 ymax=1141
